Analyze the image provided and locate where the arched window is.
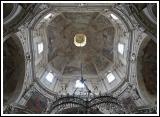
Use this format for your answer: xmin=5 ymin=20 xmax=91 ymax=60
xmin=118 ymin=43 xmax=124 ymax=55
xmin=38 ymin=42 xmax=43 ymax=54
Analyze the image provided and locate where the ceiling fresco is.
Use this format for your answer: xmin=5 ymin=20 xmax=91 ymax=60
xmin=25 ymin=91 xmax=47 ymax=113
xmin=47 ymin=12 xmax=115 ymax=76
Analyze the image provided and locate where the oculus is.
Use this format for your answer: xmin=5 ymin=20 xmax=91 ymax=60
xmin=74 ymin=34 xmax=87 ymax=47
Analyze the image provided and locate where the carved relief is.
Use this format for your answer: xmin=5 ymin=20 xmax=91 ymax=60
xmin=130 ymin=53 xmax=136 ymax=62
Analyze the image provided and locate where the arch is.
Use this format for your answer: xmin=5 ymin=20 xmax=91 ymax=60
xmin=137 ymin=36 xmax=157 ymax=106
xmin=3 ymin=3 xmax=14 ymax=19
xmin=3 ymin=35 xmax=25 ymax=105
xmin=3 ymin=3 xmax=22 ymax=25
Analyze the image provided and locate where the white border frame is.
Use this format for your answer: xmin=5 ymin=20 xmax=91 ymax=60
xmin=1 ymin=1 xmax=159 ymax=116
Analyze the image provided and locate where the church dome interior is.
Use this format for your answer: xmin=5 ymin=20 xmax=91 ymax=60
xmin=2 ymin=2 xmax=158 ymax=115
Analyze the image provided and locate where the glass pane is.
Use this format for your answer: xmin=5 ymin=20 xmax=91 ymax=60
xmin=75 ymin=80 xmax=85 ymax=88
xmin=118 ymin=43 xmax=124 ymax=55
xmin=38 ymin=43 xmax=43 ymax=54
xmin=46 ymin=72 xmax=54 ymax=82
xmin=44 ymin=13 xmax=52 ymax=19
xmin=107 ymin=73 xmax=115 ymax=83
xmin=111 ymin=14 xmax=118 ymax=20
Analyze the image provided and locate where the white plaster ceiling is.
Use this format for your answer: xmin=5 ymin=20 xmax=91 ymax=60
xmin=47 ymin=12 xmax=115 ymax=78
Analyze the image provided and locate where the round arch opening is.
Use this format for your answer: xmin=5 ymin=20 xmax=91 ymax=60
xmin=137 ymin=37 xmax=157 ymax=106
xmin=3 ymin=36 xmax=25 ymax=105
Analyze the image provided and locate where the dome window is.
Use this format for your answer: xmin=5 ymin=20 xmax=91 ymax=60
xmin=75 ymin=80 xmax=85 ymax=88
xmin=38 ymin=42 xmax=43 ymax=54
xmin=111 ymin=13 xmax=118 ymax=20
xmin=107 ymin=72 xmax=115 ymax=83
xmin=46 ymin=72 xmax=54 ymax=82
xmin=118 ymin=43 xmax=124 ymax=55
xmin=44 ymin=13 xmax=52 ymax=19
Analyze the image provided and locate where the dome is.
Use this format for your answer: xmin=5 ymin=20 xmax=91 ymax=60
xmin=3 ymin=2 xmax=158 ymax=115
xmin=47 ymin=12 xmax=115 ymax=76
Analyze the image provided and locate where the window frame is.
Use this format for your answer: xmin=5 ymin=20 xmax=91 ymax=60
xmin=110 ymin=13 xmax=118 ymax=20
xmin=37 ymin=42 xmax=43 ymax=54
xmin=75 ymin=80 xmax=85 ymax=88
xmin=118 ymin=43 xmax=124 ymax=55
xmin=44 ymin=13 xmax=52 ymax=19
xmin=45 ymin=72 xmax=54 ymax=83
xmin=106 ymin=72 xmax=116 ymax=83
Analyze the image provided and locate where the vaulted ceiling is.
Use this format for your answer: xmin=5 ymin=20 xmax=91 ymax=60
xmin=47 ymin=12 xmax=115 ymax=77
xmin=2 ymin=3 xmax=158 ymax=114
